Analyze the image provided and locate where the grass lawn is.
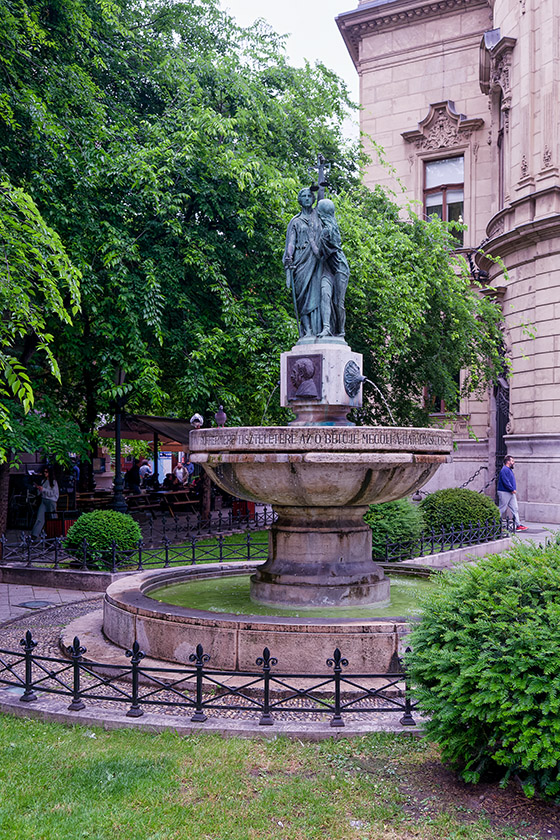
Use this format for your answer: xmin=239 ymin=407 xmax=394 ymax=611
xmin=0 ymin=716 xmax=556 ymax=840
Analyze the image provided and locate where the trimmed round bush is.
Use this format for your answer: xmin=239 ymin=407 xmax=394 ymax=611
xmin=420 ymin=488 xmax=500 ymax=531
xmin=407 ymin=538 xmax=560 ymax=800
xmin=64 ymin=510 xmax=141 ymax=568
xmin=364 ymin=498 xmax=425 ymax=560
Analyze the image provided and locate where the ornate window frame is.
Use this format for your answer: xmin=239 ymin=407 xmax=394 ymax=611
xmin=402 ymin=101 xmax=484 ymax=247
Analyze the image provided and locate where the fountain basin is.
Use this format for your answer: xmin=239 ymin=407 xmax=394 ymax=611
xmin=189 ymin=426 xmax=452 ymax=607
xmin=103 ymin=563 xmax=417 ymax=675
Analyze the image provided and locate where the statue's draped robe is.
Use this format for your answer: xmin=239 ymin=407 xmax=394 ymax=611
xmin=284 ymin=210 xmax=322 ymax=335
xmin=318 ymin=223 xmax=349 ymax=336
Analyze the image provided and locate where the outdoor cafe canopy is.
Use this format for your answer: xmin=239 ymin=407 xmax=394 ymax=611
xmin=97 ymin=414 xmax=196 ymax=452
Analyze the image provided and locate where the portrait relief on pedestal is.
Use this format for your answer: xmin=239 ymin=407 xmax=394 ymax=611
xmin=286 ymin=355 xmax=323 ymax=401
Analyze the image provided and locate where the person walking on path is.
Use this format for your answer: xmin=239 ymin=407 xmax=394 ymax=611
xmin=31 ymin=466 xmax=59 ymax=538
xmin=497 ymin=455 xmax=528 ymax=531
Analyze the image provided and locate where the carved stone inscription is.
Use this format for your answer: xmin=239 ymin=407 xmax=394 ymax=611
xmin=191 ymin=427 xmax=452 ymax=453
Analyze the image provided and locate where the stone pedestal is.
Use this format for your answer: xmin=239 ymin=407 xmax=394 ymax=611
xmin=250 ymin=505 xmax=390 ymax=608
xmin=280 ymin=340 xmax=363 ymax=426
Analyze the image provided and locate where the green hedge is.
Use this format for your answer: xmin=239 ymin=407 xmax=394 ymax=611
xmin=420 ymin=488 xmax=500 ymax=531
xmin=407 ymin=538 xmax=560 ymax=800
xmin=64 ymin=510 xmax=141 ymax=568
xmin=364 ymin=499 xmax=425 ymax=559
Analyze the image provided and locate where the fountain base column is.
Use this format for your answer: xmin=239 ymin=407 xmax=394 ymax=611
xmin=250 ymin=505 xmax=390 ymax=608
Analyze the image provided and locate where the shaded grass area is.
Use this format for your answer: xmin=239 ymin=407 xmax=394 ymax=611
xmin=0 ymin=716 xmax=556 ymax=840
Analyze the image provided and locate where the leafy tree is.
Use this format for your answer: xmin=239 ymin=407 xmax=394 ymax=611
xmin=0 ymin=177 xmax=80 ymax=440
xmin=0 ymin=175 xmax=82 ymax=534
xmin=0 ymin=0 xmax=503 ymax=527
xmin=338 ymin=185 xmax=503 ymax=425
xmin=0 ymin=0 xmax=357 ymax=435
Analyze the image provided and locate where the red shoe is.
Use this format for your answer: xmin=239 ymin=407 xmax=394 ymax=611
xmin=516 ymin=525 xmax=528 ymax=531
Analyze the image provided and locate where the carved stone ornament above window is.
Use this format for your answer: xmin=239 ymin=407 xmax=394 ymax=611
xmin=402 ymin=101 xmax=484 ymax=152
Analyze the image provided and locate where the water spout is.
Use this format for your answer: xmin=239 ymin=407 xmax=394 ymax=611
xmin=363 ymin=379 xmax=397 ymax=426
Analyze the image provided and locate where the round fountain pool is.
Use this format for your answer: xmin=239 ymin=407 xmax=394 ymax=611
xmin=148 ymin=572 xmax=435 ymax=619
xmin=103 ymin=562 xmax=435 ymax=675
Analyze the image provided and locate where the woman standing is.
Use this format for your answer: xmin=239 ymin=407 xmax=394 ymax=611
xmin=283 ymin=187 xmax=323 ymax=338
xmin=31 ymin=466 xmax=59 ymax=538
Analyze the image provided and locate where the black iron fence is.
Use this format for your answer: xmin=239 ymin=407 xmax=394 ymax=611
xmin=137 ymin=507 xmax=276 ymax=543
xmin=0 ymin=631 xmax=417 ymax=729
xmin=375 ymin=518 xmax=515 ymax=563
xmin=0 ymin=530 xmax=268 ymax=571
xmin=0 ymin=518 xmax=515 ymax=572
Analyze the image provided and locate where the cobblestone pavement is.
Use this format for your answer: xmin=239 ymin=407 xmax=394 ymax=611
xmin=0 ymin=598 xmax=417 ymax=737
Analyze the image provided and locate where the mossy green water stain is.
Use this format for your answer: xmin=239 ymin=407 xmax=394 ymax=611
xmin=148 ymin=573 xmax=437 ymax=618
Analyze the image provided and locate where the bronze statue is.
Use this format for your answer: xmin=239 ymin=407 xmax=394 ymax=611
xmin=284 ymin=185 xmax=348 ymax=340
xmin=316 ymin=198 xmax=349 ymax=338
xmin=283 ymin=187 xmax=323 ymax=338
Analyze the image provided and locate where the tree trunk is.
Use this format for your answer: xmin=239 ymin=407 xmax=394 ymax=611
xmin=0 ymin=461 xmax=10 ymax=555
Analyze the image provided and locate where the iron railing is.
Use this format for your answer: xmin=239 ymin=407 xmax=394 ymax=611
xmin=136 ymin=507 xmax=276 ymax=543
xmin=0 ymin=631 xmax=416 ymax=728
xmin=0 ymin=531 xmax=268 ymax=571
xmin=375 ymin=518 xmax=515 ymax=563
xmin=0 ymin=518 xmax=515 ymax=572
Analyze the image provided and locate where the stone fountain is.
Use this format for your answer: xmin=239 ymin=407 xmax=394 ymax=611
xmin=189 ymin=186 xmax=451 ymax=609
xmin=103 ymin=174 xmax=452 ymax=673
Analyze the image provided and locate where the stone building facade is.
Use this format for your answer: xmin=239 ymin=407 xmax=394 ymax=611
xmin=338 ymin=0 xmax=560 ymax=523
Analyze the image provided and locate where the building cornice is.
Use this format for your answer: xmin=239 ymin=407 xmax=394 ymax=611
xmin=337 ymin=0 xmax=491 ymax=67
xmin=479 ymin=188 xmax=560 ymax=267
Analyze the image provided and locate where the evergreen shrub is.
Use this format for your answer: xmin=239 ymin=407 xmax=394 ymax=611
xmin=407 ymin=538 xmax=560 ymax=800
xmin=365 ymin=499 xmax=425 ymax=559
xmin=64 ymin=510 xmax=141 ymax=568
xmin=420 ymin=488 xmax=500 ymax=531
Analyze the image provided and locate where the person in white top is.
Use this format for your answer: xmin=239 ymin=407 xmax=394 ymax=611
xmin=31 ymin=466 xmax=60 ymax=538
xmin=174 ymin=461 xmax=188 ymax=485
xmin=139 ymin=461 xmax=152 ymax=486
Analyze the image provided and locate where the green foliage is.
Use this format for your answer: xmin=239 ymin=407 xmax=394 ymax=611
xmin=338 ymin=186 xmax=503 ymax=425
xmin=0 ymin=397 xmax=88 ymax=468
xmin=103 ymin=437 xmax=153 ymax=462
xmin=64 ymin=510 xmax=141 ymax=568
xmin=0 ymin=0 xmax=503 ymax=443
xmin=420 ymin=488 xmax=500 ymax=531
xmin=0 ymin=0 xmax=357 ymax=432
xmin=364 ymin=499 xmax=425 ymax=559
xmin=407 ymin=539 xmax=560 ymax=800
xmin=0 ymin=176 xmax=81 ymax=451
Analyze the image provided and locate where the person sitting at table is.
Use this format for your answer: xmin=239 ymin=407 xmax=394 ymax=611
xmin=139 ymin=460 xmax=152 ymax=488
xmin=124 ymin=458 xmax=141 ymax=495
xmin=162 ymin=472 xmax=181 ymax=491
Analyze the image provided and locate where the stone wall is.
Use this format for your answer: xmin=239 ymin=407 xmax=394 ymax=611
xmin=338 ymin=0 xmax=560 ymax=522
